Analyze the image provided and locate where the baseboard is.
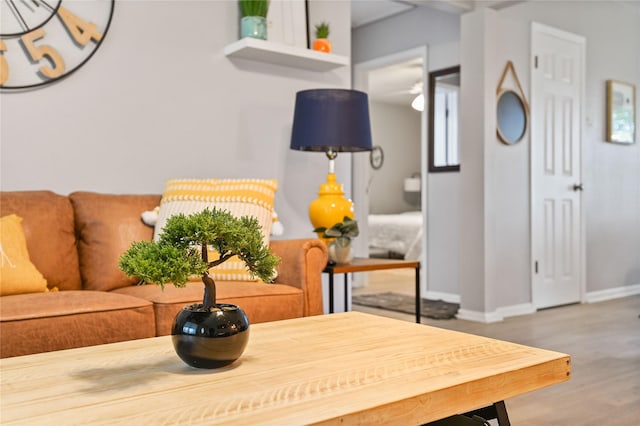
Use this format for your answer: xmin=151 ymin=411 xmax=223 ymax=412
xmin=456 ymin=309 xmax=503 ymax=323
xmin=425 ymin=291 xmax=460 ymax=304
xmin=456 ymin=286 xmax=640 ymax=323
xmin=585 ymin=284 xmax=640 ymax=303
xmin=456 ymin=303 xmax=537 ymax=323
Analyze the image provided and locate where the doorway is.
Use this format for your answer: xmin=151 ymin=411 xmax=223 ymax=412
xmin=352 ymin=46 xmax=428 ymax=295
xmin=531 ymin=23 xmax=586 ymax=308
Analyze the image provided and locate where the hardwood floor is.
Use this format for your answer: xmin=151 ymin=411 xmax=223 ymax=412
xmin=352 ymin=270 xmax=640 ymax=426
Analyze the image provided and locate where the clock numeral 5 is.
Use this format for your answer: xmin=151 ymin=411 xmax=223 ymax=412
xmin=58 ymin=6 xmax=103 ymax=46
xmin=21 ymin=28 xmax=66 ymax=79
xmin=0 ymin=40 xmax=8 ymax=85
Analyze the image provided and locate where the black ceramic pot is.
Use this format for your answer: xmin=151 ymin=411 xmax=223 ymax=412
xmin=171 ymin=304 xmax=250 ymax=369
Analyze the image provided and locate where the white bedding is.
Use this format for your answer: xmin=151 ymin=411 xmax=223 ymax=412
xmin=367 ymin=211 xmax=422 ymax=261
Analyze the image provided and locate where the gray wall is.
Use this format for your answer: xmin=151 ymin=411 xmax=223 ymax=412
xmin=353 ymin=6 xmax=462 ymax=299
xmin=368 ymin=101 xmax=421 ymax=214
xmin=498 ymin=1 xmax=640 ymax=295
xmin=0 ymin=0 xmax=352 ymax=241
xmin=352 ymin=6 xmax=461 ymax=64
xmin=355 ymin=1 xmax=640 ymax=315
xmin=459 ymin=1 xmax=640 ymax=317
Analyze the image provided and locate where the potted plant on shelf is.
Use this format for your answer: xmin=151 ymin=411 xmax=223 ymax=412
xmin=119 ymin=207 xmax=279 ymax=369
xmin=239 ymin=0 xmax=270 ymax=40
xmin=313 ymin=21 xmax=331 ymax=53
xmin=314 ymin=216 xmax=359 ymax=264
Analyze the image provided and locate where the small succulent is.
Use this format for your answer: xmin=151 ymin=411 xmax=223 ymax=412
xmin=239 ymin=0 xmax=270 ymax=18
xmin=315 ymin=22 xmax=330 ymax=39
xmin=314 ymin=216 xmax=359 ymax=248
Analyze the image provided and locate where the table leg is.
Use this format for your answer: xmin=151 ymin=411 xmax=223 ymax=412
xmin=344 ymin=273 xmax=349 ymax=312
xmin=462 ymin=401 xmax=511 ymax=426
xmin=494 ymin=400 xmax=510 ymax=426
xmin=328 ymin=272 xmax=334 ymax=314
xmin=415 ymin=266 xmax=421 ymax=324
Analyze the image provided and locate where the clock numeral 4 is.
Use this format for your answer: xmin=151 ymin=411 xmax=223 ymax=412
xmin=21 ymin=28 xmax=66 ymax=79
xmin=58 ymin=6 xmax=103 ymax=46
xmin=0 ymin=40 xmax=8 ymax=85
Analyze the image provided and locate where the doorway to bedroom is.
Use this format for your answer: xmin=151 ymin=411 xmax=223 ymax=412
xmin=352 ymin=46 xmax=428 ymax=298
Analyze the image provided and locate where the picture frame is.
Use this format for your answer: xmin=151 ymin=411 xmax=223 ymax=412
xmin=267 ymin=0 xmax=308 ymax=49
xmin=606 ymin=80 xmax=636 ymax=144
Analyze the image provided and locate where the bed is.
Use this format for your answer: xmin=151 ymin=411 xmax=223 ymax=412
xmin=367 ymin=211 xmax=423 ymax=261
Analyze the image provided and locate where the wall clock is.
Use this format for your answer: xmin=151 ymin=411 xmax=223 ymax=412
xmin=370 ymin=145 xmax=384 ymax=170
xmin=0 ymin=0 xmax=115 ymax=90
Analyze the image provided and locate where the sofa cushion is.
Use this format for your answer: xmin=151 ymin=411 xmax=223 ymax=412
xmin=0 ymin=291 xmax=156 ymax=358
xmin=70 ymin=192 xmax=161 ymax=291
xmin=112 ymin=280 xmax=304 ymax=336
xmin=154 ymin=178 xmax=278 ymax=282
xmin=0 ymin=214 xmax=53 ymax=296
xmin=0 ymin=191 xmax=82 ymax=291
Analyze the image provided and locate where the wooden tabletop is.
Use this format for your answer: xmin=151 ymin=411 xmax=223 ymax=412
xmin=0 ymin=312 xmax=570 ymax=425
xmin=323 ymin=257 xmax=420 ymax=273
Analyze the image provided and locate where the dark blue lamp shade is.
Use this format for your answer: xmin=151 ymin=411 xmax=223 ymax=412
xmin=290 ymin=89 xmax=373 ymax=153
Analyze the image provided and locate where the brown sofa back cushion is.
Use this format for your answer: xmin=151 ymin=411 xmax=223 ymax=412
xmin=0 ymin=191 xmax=82 ymax=291
xmin=70 ymin=192 xmax=161 ymax=291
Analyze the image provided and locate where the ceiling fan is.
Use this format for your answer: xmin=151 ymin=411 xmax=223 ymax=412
xmin=384 ymin=79 xmax=424 ymax=111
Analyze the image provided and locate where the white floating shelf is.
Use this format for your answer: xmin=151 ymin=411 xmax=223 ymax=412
xmin=224 ymin=38 xmax=349 ymax=72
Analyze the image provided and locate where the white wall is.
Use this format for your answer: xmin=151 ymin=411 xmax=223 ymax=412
xmin=0 ymin=0 xmax=352 ymax=241
xmin=368 ymin=102 xmax=421 ymax=214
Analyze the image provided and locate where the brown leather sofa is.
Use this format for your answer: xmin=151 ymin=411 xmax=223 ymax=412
xmin=0 ymin=191 xmax=328 ymax=358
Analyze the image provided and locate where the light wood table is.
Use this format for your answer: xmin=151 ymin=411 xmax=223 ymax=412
xmin=0 ymin=312 xmax=570 ymax=425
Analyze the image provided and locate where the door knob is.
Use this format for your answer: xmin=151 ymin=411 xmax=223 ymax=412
xmin=572 ymin=183 xmax=584 ymax=191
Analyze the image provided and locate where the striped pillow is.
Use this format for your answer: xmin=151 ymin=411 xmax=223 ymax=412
xmin=154 ymin=178 xmax=278 ymax=282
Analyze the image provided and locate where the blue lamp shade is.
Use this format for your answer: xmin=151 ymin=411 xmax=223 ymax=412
xmin=290 ymin=89 xmax=373 ymax=153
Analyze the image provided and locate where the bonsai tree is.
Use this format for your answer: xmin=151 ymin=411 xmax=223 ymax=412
xmin=119 ymin=207 xmax=279 ymax=311
xmin=314 ymin=216 xmax=359 ymax=248
xmin=239 ymin=0 xmax=270 ymax=17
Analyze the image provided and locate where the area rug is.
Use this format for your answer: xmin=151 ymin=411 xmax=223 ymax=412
xmin=352 ymin=292 xmax=459 ymax=320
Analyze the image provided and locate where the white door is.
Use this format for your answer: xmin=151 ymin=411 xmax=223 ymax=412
xmin=531 ymin=23 xmax=586 ymax=309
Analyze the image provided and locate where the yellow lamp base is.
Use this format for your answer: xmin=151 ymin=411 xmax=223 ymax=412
xmin=309 ymin=173 xmax=354 ymax=238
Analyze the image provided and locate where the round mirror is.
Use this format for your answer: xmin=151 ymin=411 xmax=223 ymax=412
xmin=496 ymin=90 xmax=528 ymax=144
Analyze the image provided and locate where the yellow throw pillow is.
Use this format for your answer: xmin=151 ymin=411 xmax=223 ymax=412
xmin=154 ymin=178 xmax=278 ymax=282
xmin=0 ymin=214 xmax=54 ymax=296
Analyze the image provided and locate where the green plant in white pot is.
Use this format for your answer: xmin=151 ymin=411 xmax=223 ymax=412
xmin=239 ymin=0 xmax=270 ymax=40
xmin=314 ymin=216 xmax=359 ymax=264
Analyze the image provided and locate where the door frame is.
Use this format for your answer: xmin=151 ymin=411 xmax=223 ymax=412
xmin=530 ymin=22 xmax=587 ymax=307
xmin=352 ymin=46 xmax=429 ymax=295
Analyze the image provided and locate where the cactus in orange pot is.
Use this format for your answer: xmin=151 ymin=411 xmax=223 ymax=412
xmin=313 ymin=22 xmax=331 ymax=53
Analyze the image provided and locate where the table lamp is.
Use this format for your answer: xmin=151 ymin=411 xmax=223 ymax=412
xmin=290 ymin=89 xmax=373 ymax=234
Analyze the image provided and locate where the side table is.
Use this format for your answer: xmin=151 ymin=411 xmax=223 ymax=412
xmin=322 ymin=258 xmax=421 ymax=323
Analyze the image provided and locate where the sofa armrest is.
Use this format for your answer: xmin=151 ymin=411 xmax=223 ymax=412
xmin=269 ymin=238 xmax=328 ymax=317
